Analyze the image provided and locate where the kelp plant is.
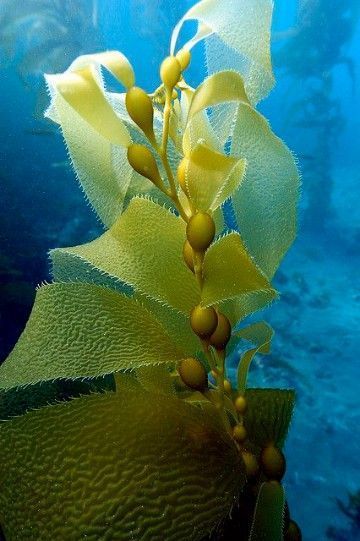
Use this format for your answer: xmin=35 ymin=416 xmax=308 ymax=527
xmin=0 ymin=1 xmax=301 ymax=540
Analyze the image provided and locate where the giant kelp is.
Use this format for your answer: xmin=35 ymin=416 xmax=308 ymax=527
xmin=0 ymin=1 xmax=301 ymax=540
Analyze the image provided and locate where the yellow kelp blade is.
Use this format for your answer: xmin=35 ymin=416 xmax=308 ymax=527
xmin=51 ymin=197 xmax=200 ymax=315
xmin=0 ymin=283 xmax=185 ymax=392
xmin=201 ymin=233 xmax=277 ymax=315
xmin=0 ymin=382 xmax=245 ymax=541
xmin=180 ymin=85 xmax=221 ymax=154
xmin=46 ymin=51 xmax=134 ymax=142
xmin=184 ymin=142 xmax=246 ymax=211
xmin=186 ymin=70 xmax=249 ymax=132
xmin=170 ymin=0 xmax=274 ymax=104
xmin=236 ymin=322 xmax=273 ymax=394
xmin=230 ymin=104 xmax=300 ymax=279
xmin=249 ymin=481 xmax=285 ymax=541
xmin=184 ymin=70 xmax=250 ymax=152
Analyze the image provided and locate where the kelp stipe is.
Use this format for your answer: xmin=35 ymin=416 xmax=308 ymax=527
xmin=0 ymin=1 xmax=301 ymax=540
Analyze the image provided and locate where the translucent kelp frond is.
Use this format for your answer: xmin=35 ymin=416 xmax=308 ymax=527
xmin=230 ymin=104 xmax=300 ymax=279
xmin=0 ymin=384 xmax=244 ymax=540
xmin=201 ymin=233 xmax=277 ymax=316
xmin=51 ymin=197 xmax=200 ymax=315
xmin=0 ymin=283 xmax=186 ymax=392
xmin=170 ymin=0 xmax=274 ymax=104
xmin=45 ymin=51 xmax=134 ymax=146
xmin=236 ymin=322 xmax=273 ymax=393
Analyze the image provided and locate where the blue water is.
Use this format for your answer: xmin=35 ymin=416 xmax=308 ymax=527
xmin=0 ymin=1 xmax=359 ymax=540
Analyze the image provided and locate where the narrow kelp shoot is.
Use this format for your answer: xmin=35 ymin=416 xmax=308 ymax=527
xmin=0 ymin=1 xmax=301 ymax=540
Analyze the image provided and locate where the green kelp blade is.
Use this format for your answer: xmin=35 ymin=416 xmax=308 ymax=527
xmin=244 ymin=389 xmax=295 ymax=452
xmin=0 ymin=380 xmax=245 ymax=541
xmin=236 ymin=322 xmax=274 ymax=394
xmin=170 ymin=0 xmax=274 ymax=105
xmin=249 ymin=482 xmax=285 ymax=541
xmin=230 ymin=103 xmax=300 ymax=279
xmin=45 ymin=52 xmax=140 ymax=228
xmin=51 ymin=197 xmax=200 ymax=315
xmin=47 ymin=90 xmax=134 ymax=228
xmin=134 ymin=292 xmax=200 ymax=357
xmin=201 ymin=233 xmax=277 ymax=324
xmin=0 ymin=283 xmax=186 ymax=392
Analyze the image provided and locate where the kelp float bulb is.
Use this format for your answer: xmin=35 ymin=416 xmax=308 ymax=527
xmin=260 ymin=444 xmax=286 ymax=481
xmin=209 ymin=312 xmax=231 ymax=350
xmin=176 ymin=49 xmax=191 ymax=71
xmin=125 ymin=86 xmax=155 ymax=141
xmin=233 ymin=424 xmax=247 ymax=443
xmin=190 ymin=305 xmax=218 ymax=339
xmin=284 ymin=520 xmax=302 ymax=541
xmin=186 ymin=212 xmax=215 ymax=252
xmin=183 ymin=240 xmax=195 ymax=273
xmin=235 ymin=395 xmax=247 ymax=415
xmin=178 ymin=357 xmax=207 ymax=391
xmin=160 ymin=56 xmax=181 ymax=89
xmin=127 ymin=144 xmax=163 ymax=188
xmin=177 ymin=157 xmax=189 ymax=194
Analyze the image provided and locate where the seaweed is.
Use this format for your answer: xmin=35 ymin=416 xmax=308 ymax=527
xmin=0 ymin=1 xmax=302 ymax=539
xmin=326 ymin=490 xmax=360 ymax=540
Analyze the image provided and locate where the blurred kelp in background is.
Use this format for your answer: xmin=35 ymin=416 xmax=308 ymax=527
xmin=0 ymin=0 xmax=102 ymax=124
xmin=274 ymin=0 xmax=360 ymax=232
xmin=326 ymin=490 xmax=360 ymax=541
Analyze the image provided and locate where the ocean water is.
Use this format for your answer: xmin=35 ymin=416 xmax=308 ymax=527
xmin=0 ymin=1 xmax=359 ymax=540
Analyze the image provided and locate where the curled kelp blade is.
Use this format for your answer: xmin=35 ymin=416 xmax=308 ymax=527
xmin=170 ymin=0 xmax=274 ymax=105
xmin=44 ymin=52 xmax=137 ymax=227
xmin=0 ymin=380 xmax=245 ymax=541
xmin=0 ymin=282 xmax=186 ymax=392
xmin=183 ymin=142 xmax=246 ymax=212
xmin=46 ymin=53 xmax=133 ymax=146
xmin=236 ymin=322 xmax=274 ymax=393
xmin=230 ymin=105 xmax=300 ymax=279
xmin=201 ymin=233 xmax=277 ymax=324
xmin=50 ymin=197 xmax=201 ymax=315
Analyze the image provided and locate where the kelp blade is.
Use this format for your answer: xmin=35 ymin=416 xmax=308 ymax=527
xmin=0 ymin=283 xmax=185 ymax=391
xmin=0 ymin=380 xmax=244 ymax=541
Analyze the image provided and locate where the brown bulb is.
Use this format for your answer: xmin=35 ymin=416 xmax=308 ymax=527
xmin=209 ymin=312 xmax=231 ymax=350
xmin=125 ymin=86 xmax=155 ymax=141
xmin=190 ymin=305 xmax=218 ymax=339
xmin=186 ymin=212 xmax=215 ymax=252
xmin=178 ymin=358 xmax=207 ymax=391
xmin=260 ymin=444 xmax=286 ymax=481
xmin=234 ymin=395 xmax=247 ymax=415
xmin=127 ymin=144 xmax=162 ymax=187
xmin=233 ymin=424 xmax=247 ymax=443
xmin=284 ymin=520 xmax=302 ymax=541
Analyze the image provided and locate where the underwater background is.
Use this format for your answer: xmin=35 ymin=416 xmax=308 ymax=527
xmin=0 ymin=1 xmax=359 ymax=540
